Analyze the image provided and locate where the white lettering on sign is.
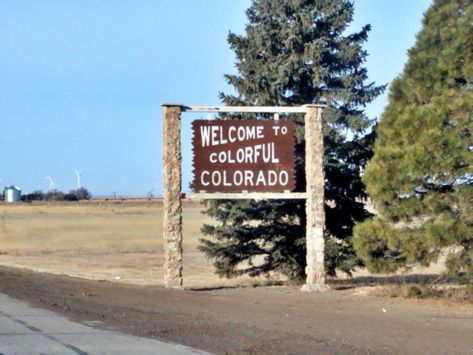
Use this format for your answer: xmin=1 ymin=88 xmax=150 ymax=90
xmin=200 ymin=125 xmax=265 ymax=147
xmin=205 ymin=143 xmax=280 ymax=164
xmin=199 ymin=170 xmax=290 ymax=188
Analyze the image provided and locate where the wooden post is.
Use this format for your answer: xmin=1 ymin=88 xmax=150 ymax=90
xmin=162 ymin=104 xmax=183 ymax=288
xmin=302 ymin=105 xmax=328 ymax=292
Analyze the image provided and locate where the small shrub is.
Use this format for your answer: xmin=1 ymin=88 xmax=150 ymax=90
xmin=388 ymin=282 xmax=472 ymax=303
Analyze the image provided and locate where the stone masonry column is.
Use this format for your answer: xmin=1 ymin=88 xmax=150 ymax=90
xmin=162 ymin=104 xmax=183 ymax=288
xmin=301 ymin=105 xmax=328 ymax=292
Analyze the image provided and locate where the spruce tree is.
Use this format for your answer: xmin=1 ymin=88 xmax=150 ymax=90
xmin=199 ymin=0 xmax=384 ymax=280
xmin=353 ymin=0 xmax=473 ymax=279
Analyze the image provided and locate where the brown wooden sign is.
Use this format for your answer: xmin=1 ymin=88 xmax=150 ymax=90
xmin=192 ymin=120 xmax=295 ymax=192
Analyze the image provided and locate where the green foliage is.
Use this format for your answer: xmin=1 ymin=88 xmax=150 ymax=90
xmin=199 ymin=0 xmax=384 ymax=280
xmin=354 ymin=0 xmax=473 ymax=280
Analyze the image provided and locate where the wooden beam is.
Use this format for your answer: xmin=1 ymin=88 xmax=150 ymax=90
xmin=187 ymin=192 xmax=307 ymax=200
xmin=182 ymin=105 xmax=326 ymax=114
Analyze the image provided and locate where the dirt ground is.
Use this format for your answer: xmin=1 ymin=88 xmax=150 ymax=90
xmin=0 ymin=266 xmax=472 ymax=354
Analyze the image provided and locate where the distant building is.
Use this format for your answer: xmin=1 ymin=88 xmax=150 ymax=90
xmin=4 ymin=186 xmax=21 ymax=203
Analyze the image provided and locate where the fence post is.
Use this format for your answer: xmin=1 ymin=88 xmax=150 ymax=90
xmin=162 ymin=104 xmax=183 ymax=288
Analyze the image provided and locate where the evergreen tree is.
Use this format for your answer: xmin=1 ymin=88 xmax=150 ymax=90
xmin=199 ymin=0 xmax=384 ymax=280
xmin=353 ymin=0 xmax=473 ymax=279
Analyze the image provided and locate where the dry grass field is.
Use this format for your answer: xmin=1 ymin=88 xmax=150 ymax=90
xmin=0 ymin=199 xmax=446 ymax=289
xmin=0 ymin=200 xmax=272 ymax=288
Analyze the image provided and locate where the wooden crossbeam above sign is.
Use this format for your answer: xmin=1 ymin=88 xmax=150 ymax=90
xmin=187 ymin=192 xmax=307 ymax=200
xmin=181 ymin=105 xmax=326 ymax=113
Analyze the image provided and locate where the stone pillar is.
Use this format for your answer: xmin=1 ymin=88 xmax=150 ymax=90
xmin=302 ymin=105 xmax=328 ymax=292
xmin=162 ymin=104 xmax=183 ymax=288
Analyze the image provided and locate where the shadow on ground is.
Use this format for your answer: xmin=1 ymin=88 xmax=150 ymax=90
xmin=189 ymin=274 xmax=463 ymax=292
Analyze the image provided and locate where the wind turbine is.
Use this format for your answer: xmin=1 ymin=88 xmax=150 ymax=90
xmin=74 ymin=169 xmax=82 ymax=189
xmin=45 ymin=176 xmax=55 ymax=192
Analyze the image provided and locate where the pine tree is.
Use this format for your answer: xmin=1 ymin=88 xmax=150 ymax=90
xmin=353 ymin=0 xmax=473 ymax=280
xmin=199 ymin=0 xmax=384 ymax=280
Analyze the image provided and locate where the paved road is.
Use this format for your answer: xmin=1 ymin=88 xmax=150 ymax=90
xmin=0 ymin=293 xmax=206 ymax=355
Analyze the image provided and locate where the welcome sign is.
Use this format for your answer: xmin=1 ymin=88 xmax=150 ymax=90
xmin=192 ymin=120 xmax=295 ymax=192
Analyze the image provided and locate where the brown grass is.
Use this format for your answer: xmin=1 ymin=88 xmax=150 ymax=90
xmin=0 ymin=200 xmax=277 ymax=288
xmin=1 ymin=200 xmax=459 ymax=295
xmin=382 ymin=283 xmax=473 ymax=303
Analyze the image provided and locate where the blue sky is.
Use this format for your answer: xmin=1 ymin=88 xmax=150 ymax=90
xmin=0 ymin=0 xmax=432 ymax=197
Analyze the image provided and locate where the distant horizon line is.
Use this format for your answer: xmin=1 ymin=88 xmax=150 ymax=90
xmin=1 ymin=187 xmax=166 ymax=199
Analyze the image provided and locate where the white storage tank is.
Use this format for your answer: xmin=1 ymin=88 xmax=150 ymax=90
xmin=4 ymin=186 xmax=21 ymax=203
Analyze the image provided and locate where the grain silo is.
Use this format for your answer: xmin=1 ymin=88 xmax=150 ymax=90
xmin=4 ymin=186 xmax=21 ymax=203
